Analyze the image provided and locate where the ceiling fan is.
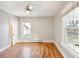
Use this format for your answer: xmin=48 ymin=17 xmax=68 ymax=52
xmin=25 ymin=5 xmax=33 ymax=14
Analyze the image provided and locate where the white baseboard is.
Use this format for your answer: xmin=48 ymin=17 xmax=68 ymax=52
xmin=17 ymin=39 xmax=54 ymax=42
xmin=0 ymin=45 xmax=10 ymax=52
xmin=53 ymin=41 xmax=66 ymax=57
xmin=42 ymin=40 xmax=54 ymax=42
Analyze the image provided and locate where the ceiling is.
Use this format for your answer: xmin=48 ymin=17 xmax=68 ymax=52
xmin=0 ymin=1 xmax=70 ymax=17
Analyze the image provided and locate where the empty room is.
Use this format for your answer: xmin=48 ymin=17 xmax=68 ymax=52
xmin=0 ymin=1 xmax=79 ymax=58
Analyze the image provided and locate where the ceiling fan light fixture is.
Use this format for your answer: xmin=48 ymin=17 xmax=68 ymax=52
xmin=26 ymin=5 xmax=33 ymax=11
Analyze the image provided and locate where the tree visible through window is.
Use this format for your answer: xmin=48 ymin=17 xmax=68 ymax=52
xmin=22 ymin=22 xmax=31 ymax=37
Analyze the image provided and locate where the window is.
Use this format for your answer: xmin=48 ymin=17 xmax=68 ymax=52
xmin=63 ymin=7 xmax=79 ymax=53
xmin=22 ymin=22 xmax=31 ymax=37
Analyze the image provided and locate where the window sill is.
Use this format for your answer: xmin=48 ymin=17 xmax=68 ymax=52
xmin=62 ymin=43 xmax=79 ymax=58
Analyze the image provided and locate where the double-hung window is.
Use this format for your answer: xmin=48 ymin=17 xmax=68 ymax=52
xmin=22 ymin=22 xmax=31 ymax=37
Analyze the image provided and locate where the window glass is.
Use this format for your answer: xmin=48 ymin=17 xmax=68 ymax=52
xmin=22 ymin=22 xmax=31 ymax=37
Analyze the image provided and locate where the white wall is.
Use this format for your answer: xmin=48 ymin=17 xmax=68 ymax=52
xmin=18 ymin=17 xmax=54 ymax=42
xmin=0 ymin=10 xmax=18 ymax=52
xmin=54 ymin=11 xmax=63 ymax=45
xmin=0 ymin=10 xmax=10 ymax=52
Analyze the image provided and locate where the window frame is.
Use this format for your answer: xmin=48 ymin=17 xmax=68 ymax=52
xmin=21 ymin=21 xmax=32 ymax=38
xmin=62 ymin=6 xmax=79 ymax=56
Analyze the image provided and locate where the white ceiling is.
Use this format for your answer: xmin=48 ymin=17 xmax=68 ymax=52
xmin=0 ymin=1 xmax=70 ymax=17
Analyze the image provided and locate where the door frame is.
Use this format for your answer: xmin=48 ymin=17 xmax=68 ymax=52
xmin=9 ymin=20 xmax=13 ymax=47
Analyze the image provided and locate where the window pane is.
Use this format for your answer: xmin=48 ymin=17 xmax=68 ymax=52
xmin=22 ymin=22 xmax=31 ymax=36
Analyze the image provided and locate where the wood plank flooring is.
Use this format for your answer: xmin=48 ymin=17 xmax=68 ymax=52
xmin=0 ymin=42 xmax=64 ymax=58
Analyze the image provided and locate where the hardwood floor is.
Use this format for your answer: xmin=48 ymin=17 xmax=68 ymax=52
xmin=0 ymin=42 xmax=64 ymax=58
